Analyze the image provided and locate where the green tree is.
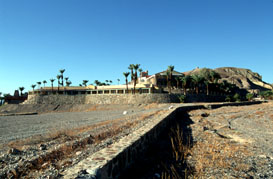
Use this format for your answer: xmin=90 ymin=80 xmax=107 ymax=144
xmin=246 ymin=93 xmax=254 ymax=101
xmin=50 ymin=78 xmax=55 ymax=92
xmin=37 ymin=82 xmax=42 ymax=89
xmin=82 ymin=80 xmax=89 ymax=87
xmin=165 ymin=70 xmax=171 ymax=93
xmin=128 ymin=64 xmax=135 ymax=82
xmin=66 ymin=81 xmax=72 ymax=87
xmin=59 ymin=69 xmax=65 ymax=86
xmin=94 ymin=80 xmax=101 ymax=86
xmin=43 ymin=80 xmax=47 ymax=88
xmin=180 ymin=75 xmax=191 ymax=95
xmin=168 ymin=65 xmax=174 ymax=87
xmin=175 ymin=77 xmax=180 ymax=89
xmin=138 ymin=68 xmax=143 ymax=77
xmin=19 ymin=87 xmax=25 ymax=96
xmin=123 ymin=72 xmax=130 ymax=93
xmin=64 ymin=77 xmax=69 ymax=85
xmin=191 ymin=74 xmax=204 ymax=94
xmin=56 ymin=75 xmax=61 ymax=92
xmin=133 ymin=64 xmax=140 ymax=94
xmin=31 ymin=84 xmax=36 ymax=92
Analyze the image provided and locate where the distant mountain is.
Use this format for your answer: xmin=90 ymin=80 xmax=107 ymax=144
xmin=184 ymin=67 xmax=272 ymax=92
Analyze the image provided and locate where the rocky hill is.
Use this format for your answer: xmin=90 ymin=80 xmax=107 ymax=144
xmin=184 ymin=67 xmax=272 ymax=92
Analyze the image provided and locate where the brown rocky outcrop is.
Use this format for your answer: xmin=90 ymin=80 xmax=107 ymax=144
xmin=184 ymin=67 xmax=272 ymax=92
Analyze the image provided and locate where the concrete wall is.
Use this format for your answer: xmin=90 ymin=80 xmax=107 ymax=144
xmin=24 ymin=94 xmax=180 ymax=104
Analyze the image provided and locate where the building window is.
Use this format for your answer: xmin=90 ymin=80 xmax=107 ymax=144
xmin=104 ymin=90 xmax=109 ymax=94
xmin=92 ymin=91 xmax=97 ymax=94
xmin=111 ymin=90 xmax=116 ymax=94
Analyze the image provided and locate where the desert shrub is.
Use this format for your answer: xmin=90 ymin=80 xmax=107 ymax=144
xmin=246 ymin=93 xmax=254 ymax=101
xmin=233 ymin=93 xmax=241 ymax=102
xmin=259 ymin=90 xmax=273 ymax=100
xmin=178 ymin=94 xmax=186 ymax=103
xmin=225 ymin=95 xmax=232 ymax=102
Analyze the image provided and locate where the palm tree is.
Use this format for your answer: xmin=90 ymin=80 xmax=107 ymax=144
xmin=50 ymin=78 xmax=55 ymax=92
xmin=175 ymin=77 xmax=180 ymax=89
xmin=82 ymin=80 xmax=89 ymax=87
xmin=191 ymin=74 xmax=204 ymax=94
xmin=43 ymin=80 xmax=47 ymax=88
xmin=180 ymin=75 xmax=191 ymax=95
xmin=168 ymin=65 xmax=174 ymax=88
xmin=64 ymin=77 xmax=69 ymax=85
xmin=133 ymin=64 xmax=140 ymax=94
xmin=66 ymin=81 xmax=72 ymax=87
xmin=31 ymin=84 xmax=36 ymax=92
xmin=117 ymin=79 xmax=120 ymax=85
xmin=165 ymin=70 xmax=171 ymax=93
xmin=56 ymin=75 xmax=61 ymax=92
xmin=36 ymin=82 xmax=41 ymax=89
xmin=94 ymin=80 xmax=100 ymax=86
xmin=128 ymin=64 xmax=134 ymax=82
xmin=123 ymin=72 xmax=130 ymax=93
xmin=59 ymin=69 xmax=65 ymax=86
xmin=138 ymin=68 xmax=143 ymax=77
xmin=19 ymin=87 xmax=25 ymax=96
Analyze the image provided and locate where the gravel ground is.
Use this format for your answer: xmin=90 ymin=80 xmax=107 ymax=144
xmin=188 ymin=101 xmax=273 ymax=178
xmin=0 ymin=103 xmax=171 ymax=178
xmin=0 ymin=104 xmax=169 ymax=144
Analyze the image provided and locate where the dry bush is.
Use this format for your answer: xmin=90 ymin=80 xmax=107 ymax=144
xmin=192 ymin=132 xmax=251 ymax=178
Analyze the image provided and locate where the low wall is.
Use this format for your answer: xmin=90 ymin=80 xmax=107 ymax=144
xmin=62 ymin=101 xmax=262 ymax=178
xmin=24 ymin=94 xmax=180 ymax=104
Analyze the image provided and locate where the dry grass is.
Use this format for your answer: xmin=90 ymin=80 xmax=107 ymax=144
xmin=191 ymin=131 xmax=251 ymax=178
xmin=5 ymin=110 xmax=165 ymax=178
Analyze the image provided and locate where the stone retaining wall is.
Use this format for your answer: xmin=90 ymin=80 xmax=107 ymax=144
xmin=24 ymin=94 xmax=180 ymax=104
xmin=62 ymin=101 xmax=262 ymax=178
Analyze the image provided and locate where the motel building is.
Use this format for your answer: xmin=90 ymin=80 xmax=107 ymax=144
xmin=28 ymin=84 xmax=159 ymax=96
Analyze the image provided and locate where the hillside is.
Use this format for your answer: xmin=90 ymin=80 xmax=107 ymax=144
xmin=184 ymin=67 xmax=272 ymax=92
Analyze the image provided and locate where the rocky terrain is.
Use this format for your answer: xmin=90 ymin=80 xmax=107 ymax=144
xmin=0 ymin=103 xmax=170 ymax=178
xmin=185 ymin=67 xmax=272 ymax=92
xmin=0 ymin=101 xmax=272 ymax=178
xmin=187 ymin=101 xmax=273 ymax=178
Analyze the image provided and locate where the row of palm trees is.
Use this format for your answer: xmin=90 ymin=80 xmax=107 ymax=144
xmin=123 ymin=64 xmax=143 ymax=94
xmin=165 ymin=67 xmax=238 ymax=96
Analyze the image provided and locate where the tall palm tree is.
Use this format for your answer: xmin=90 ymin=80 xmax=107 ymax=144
xmin=82 ymin=80 xmax=89 ymax=87
xmin=37 ymin=82 xmax=41 ymax=89
xmin=50 ymin=78 xmax=55 ymax=92
xmin=31 ymin=84 xmax=36 ymax=92
xmin=56 ymin=75 xmax=61 ymax=92
xmin=123 ymin=72 xmax=130 ymax=93
xmin=138 ymin=68 xmax=143 ymax=77
xmin=128 ymin=64 xmax=134 ymax=82
xmin=133 ymin=64 xmax=140 ymax=94
xmin=175 ymin=77 xmax=180 ymax=89
xmin=168 ymin=65 xmax=174 ymax=89
xmin=59 ymin=69 xmax=65 ymax=86
xmin=117 ymin=79 xmax=120 ymax=85
xmin=64 ymin=77 xmax=69 ymax=85
xmin=43 ymin=80 xmax=47 ymax=88
xmin=94 ymin=80 xmax=100 ymax=86
xmin=165 ymin=70 xmax=171 ymax=93
xmin=66 ymin=81 xmax=72 ymax=87
xmin=19 ymin=87 xmax=25 ymax=96
xmin=191 ymin=74 xmax=204 ymax=94
xmin=180 ymin=75 xmax=191 ymax=95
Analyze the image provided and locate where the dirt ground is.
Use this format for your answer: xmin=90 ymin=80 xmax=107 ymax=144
xmin=187 ymin=101 xmax=273 ymax=178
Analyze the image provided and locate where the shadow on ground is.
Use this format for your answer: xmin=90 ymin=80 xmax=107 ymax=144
xmin=119 ymin=111 xmax=195 ymax=179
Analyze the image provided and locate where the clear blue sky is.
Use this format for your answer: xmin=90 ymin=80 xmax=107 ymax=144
xmin=1 ymin=0 xmax=272 ymax=94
